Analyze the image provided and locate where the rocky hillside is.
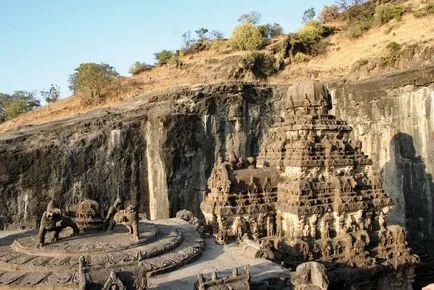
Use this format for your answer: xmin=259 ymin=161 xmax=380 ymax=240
xmin=1 ymin=65 xmax=432 ymax=232
xmin=0 ymin=0 xmax=433 ymax=133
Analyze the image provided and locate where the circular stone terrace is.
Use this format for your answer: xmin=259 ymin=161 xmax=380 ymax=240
xmin=0 ymin=219 xmax=204 ymax=289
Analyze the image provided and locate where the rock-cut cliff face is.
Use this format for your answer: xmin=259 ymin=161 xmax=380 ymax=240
xmin=0 ymin=66 xmax=433 ymax=249
xmin=329 ymin=65 xmax=434 ymax=248
xmin=0 ymin=83 xmax=275 ymax=224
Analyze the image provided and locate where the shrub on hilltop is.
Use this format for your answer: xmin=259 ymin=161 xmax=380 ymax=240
xmin=40 ymin=84 xmax=60 ymax=103
xmin=129 ymin=61 xmax=153 ymax=76
xmin=154 ymin=50 xmax=176 ymax=66
xmin=258 ymin=23 xmax=284 ymax=39
xmin=68 ymin=63 xmax=119 ymax=105
xmin=229 ymin=23 xmax=265 ymax=51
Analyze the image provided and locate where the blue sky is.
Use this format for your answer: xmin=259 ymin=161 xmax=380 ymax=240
xmin=0 ymin=0 xmax=331 ymax=99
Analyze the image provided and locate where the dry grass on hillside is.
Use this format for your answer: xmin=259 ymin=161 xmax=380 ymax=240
xmin=1 ymin=0 xmax=433 ymax=133
xmin=271 ymin=13 xmax=434 ymax=83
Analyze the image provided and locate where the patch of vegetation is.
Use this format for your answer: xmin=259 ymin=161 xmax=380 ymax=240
xmin=129 ymin=61 xmax=153 ymax=76
xmin=258 ymin=23 xmax=284 ymax=39
xmin=345 ymin=24 xmax=364 ymax=38
xmin=0 ymin=91 xmax=40 ymax=122
xmin=210 ymin=39 xmax=228 ymax=51
xmin=345 ymin=9 xmax=373 ymax=38
xmin=154 ymin=50 xmax=176 ymax=66
xmin=40 ymin=84 xmax=60 ymax=103
xmin=68 ymin=63 xmax=119 ymax=105
xmin=297 ymin=21 xmax=327 ymax=52
xmin=237 ymin=11 xmax=262 ymax=25
xmin=180 ymin=28 xmax=225 ymax=55
xmin=374 ymin=3 xmax=403 ymax=25
xmin=241 ymin=51 xmax=276 ymax=78
xmin=382 ymin=41 xmax=401 ymax=64
xmin=413 ymin=1 xmax=434 ymax=18
xmin=168 ymin=51 xmax=181 ymax=67
xmin=293 ymin=52 xmax=311 ymax=63
xmin=229 ymin=23 xmax=265 ymax=51
xmin=386 ymin=41 xmax=401 ymax=52
xmin=319 ymin=5 xmax=339 ymax=23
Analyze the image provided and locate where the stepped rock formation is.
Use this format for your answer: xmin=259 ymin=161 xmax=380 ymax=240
xmin=201 ymin=80 xmax=419 ymax=288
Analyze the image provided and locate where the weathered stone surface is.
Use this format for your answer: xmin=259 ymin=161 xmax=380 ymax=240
xmin=329 ymin=66 xmax=434 ymax=241
xmin=292 ymin=262 xmax=328 ymax=290
xmin=0 ymin=83 xmax=273 ymax=224
xmin=195 ymin=265 xmax=251 ymax=290
xmin=0 ymin=219 xmax=204 ymax=289
xmin=328 ymin=66 xmax=434 ymax=287
xmin=200 ymin=153 xmax=278 ymax=244
xmin=0 ymin=67 xmax=433 ymax=284
xmin=201 ymin=80 xmax=420 ymax=288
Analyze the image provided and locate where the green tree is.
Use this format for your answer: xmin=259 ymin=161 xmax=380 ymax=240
xmin=40 ymin=84 xmax=60 ymax=103
xmin=237 ymin=11 xmax=262 ymax=24
xmin=297 ymin=21 xmax=326 ymax=51
xmin=259 ymin=23 xmax=284 ymax=39
xmin=0 ymin=91 xmax=40 ymax=121
xmin=302 ymin=8 xmax=316 ymax=23
xmin=68 ymin=63 xmax=119 ymax=104
xmin=154 ymin=50 xmax=175 ymax=65
xmin=229 ymin=23 xmax=265 ymax=51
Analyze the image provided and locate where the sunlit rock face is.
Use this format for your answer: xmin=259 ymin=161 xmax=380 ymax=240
xmin=0 ymin=66 xmax=432 ymax=254
xmin=329 ymin=66 xmax=434 ymax=254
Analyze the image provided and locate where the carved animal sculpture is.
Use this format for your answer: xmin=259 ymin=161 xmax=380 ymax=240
xmin=38 ymin=201 xmax=79 ymax=247
xmin=108 ymin=206 xmax=139 ymax=240
xmin=77 ymin=199 xmax=100 ymax=220
xmin=176 ymin=209 xmax=194 ymax=222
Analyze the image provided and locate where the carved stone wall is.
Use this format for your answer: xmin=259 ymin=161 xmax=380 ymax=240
xmin=0 ymin=67 xmax=432 ymax=249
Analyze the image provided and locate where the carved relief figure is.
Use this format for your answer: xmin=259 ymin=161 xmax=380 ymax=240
xmin=38 ymin=200 xmax=80 ymax=247
xmin=107 ymin=203 xmax=140 ymax=240
xmin=232 ymin=216 xmax=244 ymax=241
xmin=77 ymin=199 xmax=100 ymax=220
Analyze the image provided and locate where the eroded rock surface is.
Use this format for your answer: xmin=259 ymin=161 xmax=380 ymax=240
xmin=0 ymin=67 xmax=433 ymax=286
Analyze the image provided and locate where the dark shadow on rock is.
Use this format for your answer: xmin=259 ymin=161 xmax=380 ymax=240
xmin=165 ymin=86 xmax=273 ymax=218
xmin=381 ymin=132 xmax=434 ymax=289
xmin=0 ymin=229 xmax=35 ymax=246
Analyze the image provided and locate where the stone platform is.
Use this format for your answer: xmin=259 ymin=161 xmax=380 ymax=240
xmin=0 ymin=218 xmax=204 ymax=289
